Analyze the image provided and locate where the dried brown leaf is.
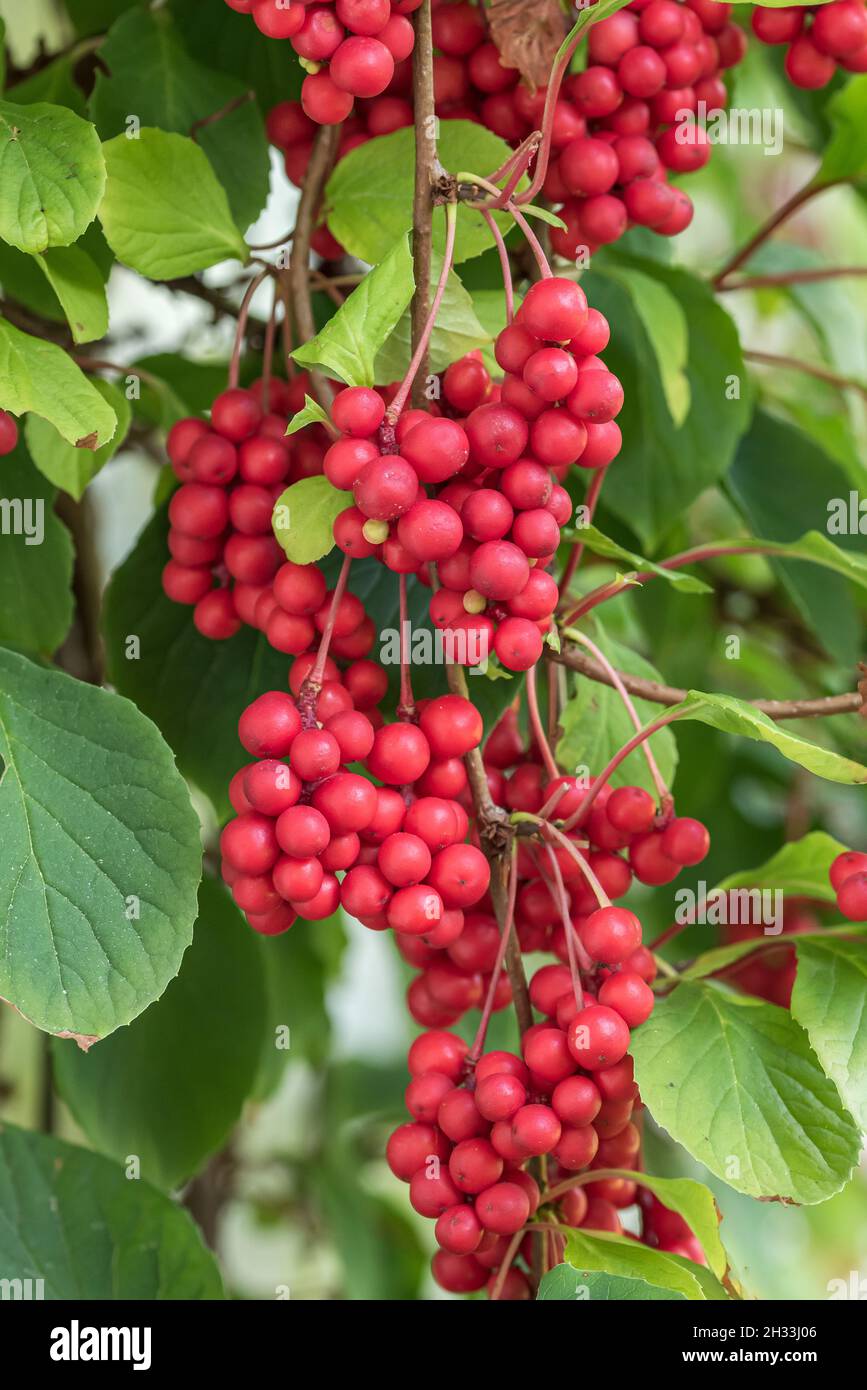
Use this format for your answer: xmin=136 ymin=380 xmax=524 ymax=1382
xmin=486 ymin=0 xmax=570 ymax=91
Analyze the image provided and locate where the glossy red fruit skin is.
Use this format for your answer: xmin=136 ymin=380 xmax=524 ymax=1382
xmin=598 ymin=970 xmax=655 ymax=1027
xmin=661 ymin=816 xmax=710 ymax=866
xmin=830 ymin=850 xmax=867 ymax=891
xmin=580 ymin=906 xmax=643 ymax=965
xmin=567 ymin=1004 xmax=631 ymax=1070
xmin=474 ymin=1181 xmax=531 ymax=1235
xmin=838 ymin=872 xmax=867 ymax=921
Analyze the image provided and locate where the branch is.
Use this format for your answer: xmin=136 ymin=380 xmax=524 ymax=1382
xmin=550 ymin=644 xmax=865 ymax=720
xmin=288 ymin=121 xmax=341 ymax=411
xmin=718 ymin=267 xmax=867 ymax=292
xmin=410 ymin=0 xmax=441 ymax=404
xmin=744 ymin=349 xmax=867 ymax=402
xmin=711 ymin=178 xmax=843 ymax=288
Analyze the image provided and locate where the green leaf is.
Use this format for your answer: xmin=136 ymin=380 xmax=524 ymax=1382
xmin=600 ymin=1171 xmax=727 ymax=1278
xmin=557 ymin=624 xmax=678 ymax=796
xmin=563 ymin=524 xmax=712 ymax=593
xmin=585 ymin=258 xmax=750 ymax=548
xmin=254 ymin=919 xmax=340 ymax=1097
xmin=34 ymin=244 xmax=109 ymax=344
xmin=103 ymin=507 xmax=292 ymax=819
xmin=729 ymin=410 xmax=867 ymax=665
xmin=0 ymin=100 xmax=105 ymax=253
xmin=171 ymin=0 xmax=305 ymax=114
xmin=538 ymin=1265 xmax=686 ymax=1300
xmin=53 ymin=878 xmax=266 ymax=1190
xmin=65 ymin=0 xmax=139 ymax=36
xmin=326 ymin=121 xmax=519 ymax=266
xmin=713 ymin=830 xmax=848 ymax=904
xmin=815 ymin=74 xmax=867 ymax=185
xmin=90 ymin=7 xmax=270 ymax=231
xmin=287 ymin=394 xmax=331 ymax=436
xmin=518 ymin=203 xmax=567 ymax=231
xmin=99 ymin=129 xmax=247 ymax=279
xmin=0 ymin=316 xmax=117 ymax=447
xmin=0 ymin=441 xmax=73 ymax=655
xmin=631 ymin=979 xmax=862 ymax=1204
xmin=0 ymin=1122 xmax=224 ymax=1298
xmin=294 ymin=236 xmax=415 ymax=387
xmin=25 ymin=379 xmax=130 ymax=499
xmin=375 ymin=257 xmax=490 ymax=383
xmin=602 ymin=264 xmax=690 ymax=426
xmin=273 ymin=475 xmax=350 ymax=565
xmin=561 ymin=1227 xmax=724 ymax=1299
xmin=667 ymin=690 xmax=867 ymax=784
xmin=0 ymin=648 xmax=201 ymax=1041
xmin=791 ymin=936 xmax=867 ymax=1131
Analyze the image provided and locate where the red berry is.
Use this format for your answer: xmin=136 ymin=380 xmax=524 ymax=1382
xmin=838 ymin=872 xmax=867 ymax=921
xmin=598 ymin=970 xmax=655 ymax=1027
xmin=830 ymin=850 xmax=867 ymax=891
xmin=419 ymin=694 xmax=483 ymax=758
xmin=580 ymin=906 xmax=643 ymax=964
xmin=474 ymin=1181 xmax=531 ymax=1235
xmin=567 ymin=1004 xmax=631 ymax=1070
xmin=660 ymin=816 xmax=710 ymax=866
xmin=521 ymin=277 xmax=588 ymax=343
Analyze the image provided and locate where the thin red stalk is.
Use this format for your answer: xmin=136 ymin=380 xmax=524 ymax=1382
xmin=481 ymin=209 xmax=515 ymax=324
xmin=397 ymin=573 xmax=416 ymax=718
xmin=486 ymin=132 xmax=541 ymax=187
xmin=467 ymin=847 xmax=519 ymax=1063
xmin=542 ymin=845 xmax=584 ymax=1007
xmin=508 ymin=202 xmax=552 ymax=279
xmin=558 ymin=465 xmax=608 ymax=598
xmin=388 ymin=201 xmax=458 ymax=421
xmin=489 ymin=1229 xmax=524 ymax=1301
xmin=559 ymin=711 xmax=685 ymax=833
xmin=560 ymin=575 xmax=635 ymax=627
xmin=526 ymin=664 xmax=559 ymax=781
xmin=228 ymin=267 xmax=272 ymax=389
xmin=711 ymin=178 xmax=843 ymax=288
xmin=279 ymin=275 xmax=295 ymax=380
xmin=261 ymin=279 xmax=280 ymax=401
xmin=568 ymin=629 xmax=669 ymax=807
xmin=309 ymin=554 xmax=352 ymax=688
xmin=517 ymin=814 xmax=611 ymax=911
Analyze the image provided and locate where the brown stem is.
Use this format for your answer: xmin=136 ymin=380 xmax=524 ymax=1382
xmin=718 ymin=266 xmax=867 ymax=292
xmin=190 ymin=91 xmax=256 ymax=140
xmin=467 ymin=846 xmax=519 ymax=1063
xmin=228 ymin=267 xmax=273 ymax=390
xmin=298 ymin=555 xmax=352 ymax=724
xmin=711 ymin=179 xmax=843 ymax=288
xmin=397 ymin=574 xmax=416 ymax=719
xmin=551 ymin=644 xmax=865 ymax=721
xmin=289 ymin=122 xmax=341 ymax=411
xmin=744 ymin=349 xmax=867 ymax=402
xmin=410 ymin=0 xmax=440 ymax=406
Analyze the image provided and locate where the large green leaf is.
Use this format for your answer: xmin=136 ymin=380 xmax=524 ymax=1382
xmin=791 ymin=936 xmax=867 ymax=1132
xmin=538 ymin=1265 xmax=686 ymax=1300
xmin=171 ymin=0 xmax=305 ymax=113
xmin=561 ymin=1227 xmax=726 ymax=1299
xmin=90 ymin=7 xmax=270 ymax=231
xmin=814 ymin=74 xmax=867 ymax=185
xmin=729 ymin=410 xmax=867 ymax=665
xmin=273 ymin=476 xmax=351 ymax=565
xmin=375 ymin=260 xmax=490 ymax=383
xmin=584 ymin=258 xmax=750 ymax=548
xmin=0 ymin=443 xmax=74 ymax=655
xmin=53 ymin=878 xmax=265 ymax=1189
xmin=667 ymin=690 xmax=867 ymax=784
xmin=593 ymin=1171 xmax=726 ymax=1278
xmin=103 ymin=507 xmax=289 ymax=819
xmin=631 ymin=980 xmax=861 ymax=1204
xmin=0 ymin=100 xmax=105 ymax=253
xmin=713 ymin=830 xmax=848 ymax=904
xmin=601 ymin=264 xmax=690 ymax=425
xmin=0 ymin=648 xmax=201 ymax=1041
xmin=0 ymin=1123 xmax=224 ymax=1298
xmin=557 ymin=625 xmax=678 ymax=795
xmin=293 ymin=236 xmax=415 ymax=387
xmin=0 ymin=316 xmax=117 ymax=447
xmin=25 ymin=379 xmax=131 ymax=499
xmin=99 ymin=129 xmax=247 ymax=279
xmin=326 ymin=121 xmax=518 ymax=266
xmin=35 ymin=244 xmax=109 ymax=344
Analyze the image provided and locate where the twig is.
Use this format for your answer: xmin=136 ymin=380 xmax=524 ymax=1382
xmin=744 ymin=349 xmax=867 ymax=402
xmin=289 ymin=122 xmax=342 ymax=412
xmin=718 ymin=267 xmax=867 ymax=292
xmin=550 ymin=644 xmax=864 ymax=720
xmin=711 ymin=179 xmax=843 ymax=288
xmin=410 ymin=0 xmax=442 ymax=405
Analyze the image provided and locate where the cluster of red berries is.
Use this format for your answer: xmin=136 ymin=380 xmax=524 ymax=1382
xmin=0 ymin=409 xmax=18 ymax=455
xmin=161 ymin=380 xmax=331 ymax=640
xmin=222 ymin=685 xmax=496 ymax=937
xmin=223 ymin=0 xmax=418 ymax=124
xmin=830 ymin=848 xmax=867 ymax=921
xmin=264 ymin=0 xmax=748 ymax=256
xmin=722 ymin=899 xmax=818 ymax=1009
xmin=752 ymin=0 xmax=867 ymax=87
xmin=538 ymin=0 xmax=746 ymax=254
xmin=328 ymin=276 xmax=620 ymax=673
